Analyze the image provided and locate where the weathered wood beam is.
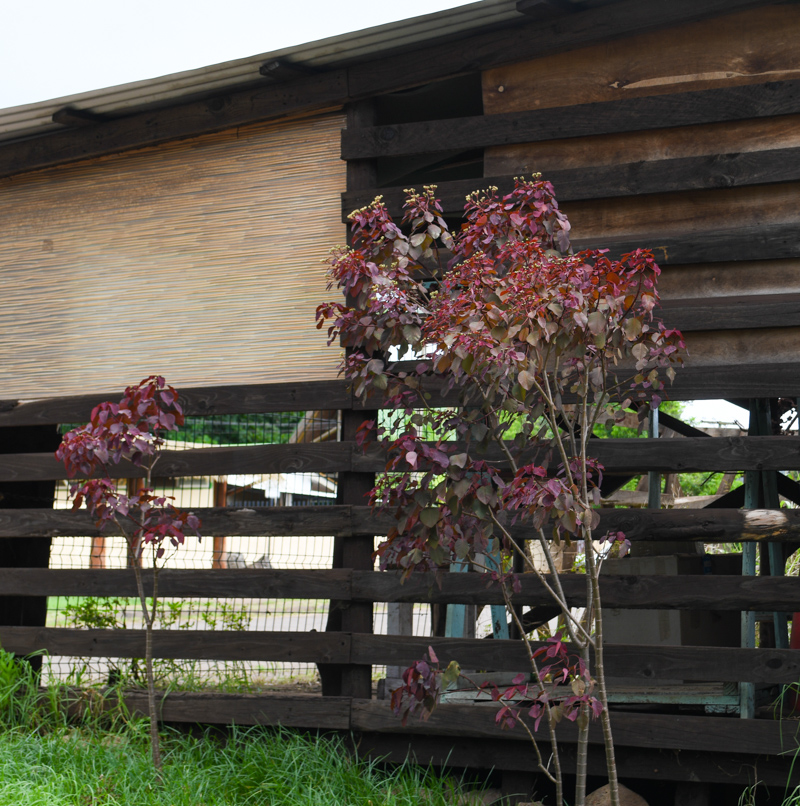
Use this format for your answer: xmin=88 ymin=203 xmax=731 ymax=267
xmin=516 ymin=0 xmax=576 ymax=16
xmin=5 ymin=435 xmax=800 ymax=482
xmin=2 ymin=505 xmax=800 ymax=544
xmin=351 ymin=698 xmax=798 ymax=755
xmin=342 ymin=80 xmax=800 ymax=160
xmin=1 ymin=567 xmax=798 ymax=611
xmin=342 ymin=147 xmax=800 ymax=217
xmin=51 ymin=106 xmax=111 ymax=127
xmin=570 ymin=222 xmax=800 ymax=265
xmin=3 ymin=362 xmax=800 ymax=429
xmin=360 ymin=734 xmax=799 ymax=788
xmin=3 ymin=627 xmax=798 ymax=686
xmin=0 ymin=379 xmax=350 ymax=428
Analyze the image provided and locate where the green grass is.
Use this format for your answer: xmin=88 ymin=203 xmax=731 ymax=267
xmin=0 ymin=725 xmax=476 ymax=806
xmin=0 ymin=648 xmax=482 ymax=806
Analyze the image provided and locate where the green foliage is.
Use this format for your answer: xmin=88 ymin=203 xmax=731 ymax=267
xmin=168 ymin=412 xmax=306 ymax=445
xmin=63 ymin=598 xmax=254 ymax=690
xmin=0 ymin=724 xmax=481 ymax=806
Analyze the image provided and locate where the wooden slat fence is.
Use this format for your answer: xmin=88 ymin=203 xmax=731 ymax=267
xmin=2 ymin=380 xmax=800 ymax=779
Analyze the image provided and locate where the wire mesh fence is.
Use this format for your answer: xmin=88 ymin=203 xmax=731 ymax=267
xmin=46 ymin=411 xmax=345 ymax=688
xmin=43 ymin=409 xmax=503 ymax=689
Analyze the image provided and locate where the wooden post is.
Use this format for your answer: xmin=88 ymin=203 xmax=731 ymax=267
xmin=319 ymin=98 xmax=378 ymax=699
xmin=0 ymin=425 xmax=60 ymax=673
xmin=337 ymin=409 xmax=375 ymax=699
xmin=212 ymin=479 xmax=228 ymax=569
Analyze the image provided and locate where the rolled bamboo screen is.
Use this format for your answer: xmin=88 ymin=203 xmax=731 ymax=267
xmin=0 ymin=111 xmax=346 ymax=400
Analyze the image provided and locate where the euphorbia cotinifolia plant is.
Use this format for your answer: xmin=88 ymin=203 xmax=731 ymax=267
xmin=317 ymin=177 xmax=684 ymax=806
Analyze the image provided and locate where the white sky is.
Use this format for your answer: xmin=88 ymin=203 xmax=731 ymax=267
xmin=0 ymin=0 xmax=468 ymax=110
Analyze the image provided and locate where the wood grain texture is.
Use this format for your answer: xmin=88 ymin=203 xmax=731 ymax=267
xmin=3 ymin=505 xmax=800 ymax=545
xmin=0 ymin=1 xmax=767 ymax=179
xmin=6 ymin=432 xmax=800 ymax=482
xmin=358 ymin=733 xmax=799 ymax=788
xmin=350 ymin=635 xmax=800 ymax=684
xmin=0 ymin=442 xmax=354 ymax=482
xmin=344 ymin=147 xmax=800 ymax=218
xmin=350 ymin=700 xmax=799 ymax=756
xmin=659 ymin=259 xmax=800 ymax=301
xmin=4 ymin=358 xmax=800 ymax=430
xmin=0 ymin=380 xmax=350 ymax=428
xmin=484 ymin=114 xmax=800 ymax=175
xmin=0 ymin=627 xmax=350 ymax=663
xmin=113 ymin=691 xmax=351 ymax=729
xmin=483 ymin=5 xmax=800 ymax=115
xmin=1 ymin=567 xmax=798 ymax=611
xmin=341 ymin=81 xmax=800 ymax=160
xmin=4 ymin=626 xmax=798 ymax=684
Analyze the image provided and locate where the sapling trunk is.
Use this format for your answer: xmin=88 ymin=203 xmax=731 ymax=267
xmin=124 ymin=516 xmax=163 ymax=772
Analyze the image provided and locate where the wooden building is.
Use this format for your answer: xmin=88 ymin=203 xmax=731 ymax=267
xmin=2 ymin=1 xmax=800 ymax=802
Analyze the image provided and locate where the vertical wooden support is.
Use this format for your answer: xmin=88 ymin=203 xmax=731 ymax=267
xmin=319 ymin=98 xmax=379 ymax=699
xmin=0 ymin=425 xmax=60 ymax=673
xmin=212 ymin=479 xmax=228 ymax=569
xmin=338 ymin=410 xmax=375 ymax=699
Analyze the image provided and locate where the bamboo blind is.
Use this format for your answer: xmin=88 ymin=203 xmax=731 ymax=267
xmin=0 ymin=112 xmax=346 ymax=400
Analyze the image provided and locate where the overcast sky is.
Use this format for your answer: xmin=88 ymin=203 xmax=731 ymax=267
xmin=1 ymin=0 xmax=468 ymax=109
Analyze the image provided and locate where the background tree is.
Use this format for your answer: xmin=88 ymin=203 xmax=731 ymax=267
xmin=318 ymin=177 xmax=684 ymax=806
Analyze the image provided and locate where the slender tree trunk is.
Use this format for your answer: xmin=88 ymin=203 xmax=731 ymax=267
xmin=128 ymin=535 xmax=162 ymax=771
xmin=584 ymin=542 xmax=619 ymax=806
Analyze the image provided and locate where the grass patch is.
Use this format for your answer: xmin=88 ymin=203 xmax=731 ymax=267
xmin=0 ymin=725 xmax=476 ymax=806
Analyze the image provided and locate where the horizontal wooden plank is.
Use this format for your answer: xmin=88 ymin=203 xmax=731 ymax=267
xmin=3 ymin=505 xmax=800 ymax=545
xmin=0 ymin=569 xmax=352 ymax=599
xmin=359 ymin=733 xmax=799 ymax=788
xmin=354 ymin=436 xmax=800 ymax=474
xmin=352 ymin=572 xmax=800 ymax=612
xmin=0 ymin=442 xmax=353 ymax=482
xmin=4 ymin=568 xmax=800 ymax=612
xmin=351 ymin=700 xmax=798 ymax=757
xmin=343 ymin=147 xmax=800 ymax=218
xmin=0 ymin=627 xmax=349 ymax=663
xmin=350 ymin=635 xmax=800 ymax=684
xmin=659 ymin=293 xmax=800 ymax=333
xmin=8 ymin=433 xmax=800 ymax=483
xmin=3 ymin=361 xmax=800 ymax=431
xmin=0 ymin=379 xmax=351 ymax=428
xmin=571 ymin=222 xmax=800 ymax=266
xmin=118 ymin=690 xmax=351 ymax=729
xmin=7 ymin=626 xmax=798 ymax=685
xmin=341 ymin=80 xmax=800 ymax=160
